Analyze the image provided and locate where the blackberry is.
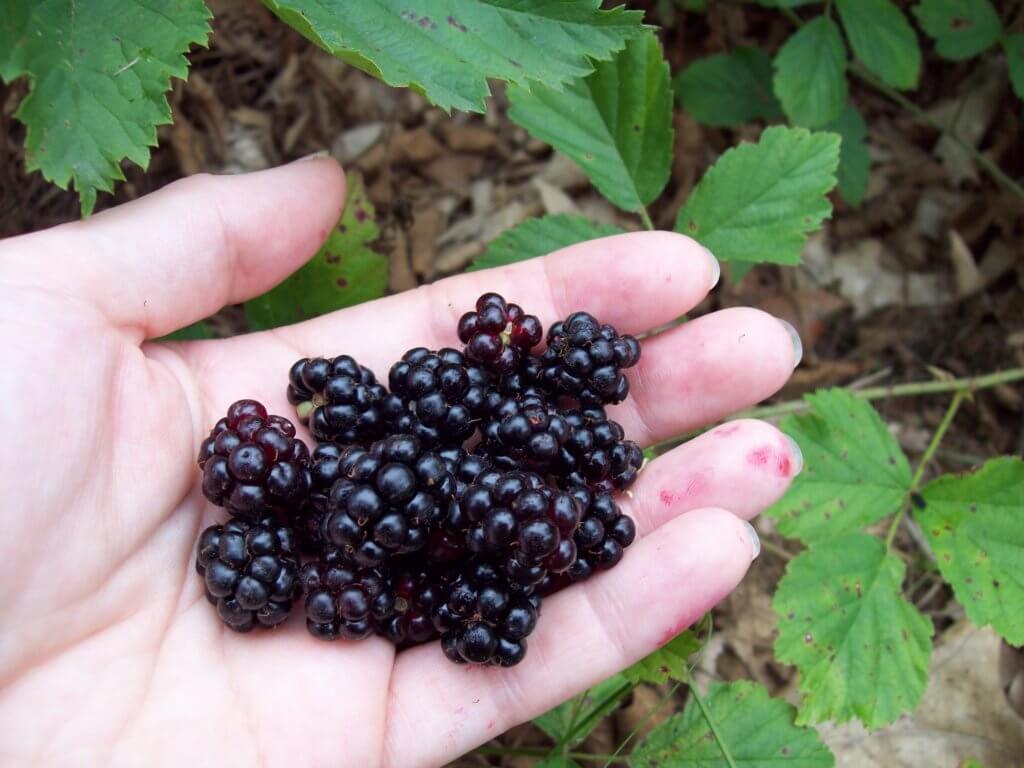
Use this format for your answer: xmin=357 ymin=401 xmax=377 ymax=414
xmin=321 ymin=434 xmax=454 ymax=567
xmin=540 ymin=312 xmax=641 ymax=406
xmin=564 ymin=488 xmax=637 ymax=583
xmin=287 ymin=356 xmax=387 ymax=444
xmin=555 ymin=408 xmax=644 ymax=491
xmin=387 ymin=348 xmax=492 ymax=447
xmin=433 ymin=561 xmax=541 ymax=666
xmin=376 ymin=566 xmax=447 ymax=647
xmin=300 ymin=549 xmax=394 ymax=640
xmin=458 ymin=293 xmax=543 ymax=375
xmin=198 ymin=399 xmax=311 ymax=520
xmin=195 ymin=518 xmax=300 ymax=632
xmin=480 ymin=394 xmax=571 ymax=470
xmin=462 ymin=472 xmax=582 ymax=588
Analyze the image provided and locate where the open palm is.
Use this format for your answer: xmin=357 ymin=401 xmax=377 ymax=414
xmin=0 ymin=158 xmax=801 ymax=768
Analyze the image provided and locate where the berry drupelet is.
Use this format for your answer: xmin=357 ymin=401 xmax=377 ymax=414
xmin=196 ymin=518 xmax=301 ymax=632
xmin=287 ymin=356 xmax=387 ymax=444
xmin=300 ymin=549 xmax=394 ymax=640
xmin=320 ymin=434 xmax=454 ymax=567
xmin=458 ymin=292 xmax=543 ymax=375
xmin=433 ymin=561 xmax=541 ymax=666
xmin=198 ymin=399 xmax=311 ymax=521
xmin=386 ymin=347 xmax=492 ymax=447
xmin=540 ymin=312 xmax=641 ymax=407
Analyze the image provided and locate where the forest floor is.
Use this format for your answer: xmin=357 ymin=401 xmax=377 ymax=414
xmin=2 ymin=1 xmax=1022 ymax=765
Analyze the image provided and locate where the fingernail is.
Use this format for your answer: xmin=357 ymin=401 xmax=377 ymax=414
xmin=784 ymin=434 xmax=804 ymax=476
xmin=742 ymin=521 xmax=761 ymax=561
xmin=295 ymin=149 xmax=329 ymax=163
xmin=777 ymin=318 xmax=803 ymax=368
xmin=705 ymin=248 xmax=720 ymax=289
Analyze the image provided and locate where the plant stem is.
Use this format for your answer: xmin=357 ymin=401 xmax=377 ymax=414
xmin=475 ymin=746 xmax=627 ymax=763
xmin=565 ymin=681 xmax=635 ymax=744
xmin=688 ymin=681 xmax=739 ymax=768
xmin=885 ymin=390 xmax=966 ymax=550
xmin=639 ymin=206 xmax=655 ymax=231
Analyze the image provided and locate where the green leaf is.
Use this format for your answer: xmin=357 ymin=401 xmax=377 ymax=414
xmin=773 ymin=17 xmax=848 ymax=128
xmin=534 ymin=675 xmax=630 ymax=746
xmin=766 ymin=389 xmax=912 ymax=544
xmin=774 ymin=533 xmax=933 ymax=729
xmin=470 ymin=215 xmax=625 ymax=272
xmin=823 ymin=103 xmax=871 ymax=207
xmin=263 ymin=0 xmax=644 ymax=113
xmin=629 ymin=681 xmax=835 ymax=768
xmin=755 ymin=0 xmax=822 ymax=6
xmin=159 ymin=321 xmax=213 ymax=342
xmin=623 ymin=630 xmax=701 ymax=685
xmin=673 ymin=126 xmax=839 ymax=265
xmin=835 ymin=0 xmax=920 ymax=90
xmin=674 ymin=47 xmax=782 ymax=127
xmin=913 ymin=0 xmax=1003 ymax=60
xmin=0 ymin=1 xmax=211 ymax=216
xmin=728 ymin=261 xmax=757 ymax=283
xmin=245 ymin=174 xmax=387 ymax=330
xmin=1004 ymin=34 xmax=1024 ymax=101
xmin=507 ymin=29 xmax=674 ymax=213
xmin=917 ymin=457 xmax=1024 ymax=645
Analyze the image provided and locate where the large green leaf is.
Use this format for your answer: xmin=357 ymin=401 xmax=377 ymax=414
xmin=629 ymin=681 xmax=835 ymax=767
xmin=674 ymin=47 xmax=782 ymax=127
xmin=823 ymin=103 xmax=871 ymax=207
xmin=245 ymin=174 xmax=387 ymax=330
xmin=1007 ymin=34 xmax=1024 ymax=101
xmin=673 ymin=126 xmax=839 ymax=265
xmin=534 ymin=675 xmax=630 ymax=746
xmin=623 ymin=630 xmax=701 ymax=686
xmin=774 ymin=533 xmax=933 ymax=729
xmin=773 ymin=17 xmax=848 ymax=128
xmin=766 ymin=389 xmax=912 ymax=544
xmin=0 ymin=1 xmax=211 ymax=216
xmin=264 ymin=0 xmax=644 ymax=113
xmin=507 ymin=29 xmax=674 ymax=213
xmin=470 ymin=215 xmax=625 ymax=272
xmin=835 ymin=0 xmax=920 ymax=90
xmin=917 ymin=457 xmax=1024 ymax=645
xmin=913 ymin=0 xmax=1003 ymax=60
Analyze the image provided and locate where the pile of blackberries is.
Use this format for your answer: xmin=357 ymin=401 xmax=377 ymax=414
xmin=194 ymin=293 xmax=642 ymax=666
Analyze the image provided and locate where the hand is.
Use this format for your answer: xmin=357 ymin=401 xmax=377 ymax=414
xmin=0 ymin=157 xmax=802 ymax=768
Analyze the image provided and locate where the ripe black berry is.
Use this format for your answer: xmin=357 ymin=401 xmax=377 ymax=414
xmin=198 ymin=400 xmax=311 ymax=520
xmin=564 ymin=487 xmax=637 ymax=583
xmin=195 ymin=518 xmax=300 ymax=632
xmin=321 ymin=434 xmax=454 ymax=566
xmin=540 ymin=312 xmax=641 ymax=406
xmin=458 ymin=293 xmax=543 ymax=375
xmin=480 ymin=394 xmax=571 ymax=470
xmin=376 ymin=566 xmax=447 ymax=647
xmin=433 ymin=561 xmax=541 ymax=666
xmin=300 ymin=549 xmax=394 ymax=640
xmin=555 ymin=407 xmax=644 ymax=492
xmin=288 ymin=356 xmax=387 ymax=444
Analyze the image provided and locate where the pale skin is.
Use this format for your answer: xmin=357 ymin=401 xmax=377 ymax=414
xmin=0 ymin=157 xmax=802 ymax=768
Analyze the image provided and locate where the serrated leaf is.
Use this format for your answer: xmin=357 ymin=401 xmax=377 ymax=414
xmin=245 ymin=174 xmax=387 ymax=330
xmin=674 ymin=47 xmax=782 ymax=127
xmin=673 ymin=126 xmax=839 ymax=265
xmin=774 ymin=533 xmax=933 ymax=729
xmin=534 ymin=674 xmax=630 ymax=746
xmin=623 ymin=630 xmax=700 ymax=685
xmin=507 ymin=29 xmax=674 ymax=213
xmin=1004 ymin=34 xmax=1024 ymax=100
xmin=913 ymin=0 xmax=1003 ymax=60
xmin=823 ymin=103 xmax=871 ymax=207
xmin=0 ymin=1 xmax=211 ymax=216
xmin=766 ymin=389 xmax=912 ymax=543
xmin=629 ymin=681 xmax=835 ymax=767
xmin=264 ymin=0 xmax=644 ymax=113
xmin=917 ymin=457 xmax=1024 ymax=645
xmin=836 ymin=0 xmax=920 ymax=90
xmin=470 ymin=215 xmax=624 ymax=272
xmin=773 ymin=18 xmax=848 ymax=128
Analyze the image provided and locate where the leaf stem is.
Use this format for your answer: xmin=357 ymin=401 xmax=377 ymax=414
xmin=564 ymin=681 xmax=634 ymax=744
xmin=885 ymin=390 xmax=966 ymax=550
xmin=688 ymin=681 xmax=739 ymax=768
xmin=639 ymin=206 xmax=655 ymax=231
xmin=475 ymin=746 xmax=628 ymax=763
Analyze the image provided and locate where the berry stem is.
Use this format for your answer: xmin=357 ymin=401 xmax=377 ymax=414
xmin=687 ymin=679 xmax=739 ymax=768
